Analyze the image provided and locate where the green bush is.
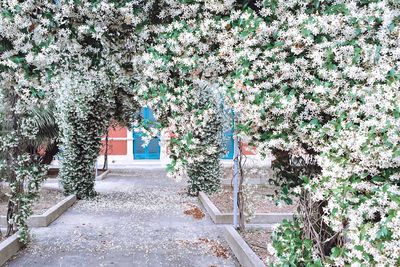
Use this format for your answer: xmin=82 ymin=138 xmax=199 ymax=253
xmin=271 ymin=219 xmax=323 ymax=267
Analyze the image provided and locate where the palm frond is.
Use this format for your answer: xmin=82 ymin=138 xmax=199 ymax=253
xmin=30 ymin=104 xmax=59 ymax=146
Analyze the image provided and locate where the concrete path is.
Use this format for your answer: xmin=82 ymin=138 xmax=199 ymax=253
xmin=6 ymin=169 xmax=239 ymax=267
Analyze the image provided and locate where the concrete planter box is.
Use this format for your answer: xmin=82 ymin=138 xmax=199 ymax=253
xmin=48 ymin=168 xmax=109 ymax=181
xmin=96 ymin=170 xmax=110 ymax=181
xmin=199 ymin=192 xmax=293 ymax=224
xmin=224 ymin=226 xmax=266 ymax=267
xmin=0 ymin=195 xmax=77 ymax=228
xmin=0 ymin=232 xmax=23 ymax=266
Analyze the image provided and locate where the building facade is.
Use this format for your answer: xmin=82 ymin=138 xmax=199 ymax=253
xmin=98 ymin=108 xmax=257 ymax=167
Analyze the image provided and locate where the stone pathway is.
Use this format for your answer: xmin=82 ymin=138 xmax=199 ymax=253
xmin=6 ymin=169 xmax=239 ymax=267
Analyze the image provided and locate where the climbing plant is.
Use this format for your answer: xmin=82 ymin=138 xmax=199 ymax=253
xmin=1 ymin=1 xmax=231 ymax=233
xmin=56 ymin=74 xmax=113 ymax=198
xmin=0 ymin=1 xmax=60 ymax=242
xmin=228 ymin=1 xmax=400 ymax=266
xmin=138 ymin=1 xmax=238 ymax=192
xmin=1 ymin=2 xmax=400 ymax=266
xmin=49 ymin=0 xmax=155 ymax=198
xmin=176 ymin=84 xmax=225 ymax=196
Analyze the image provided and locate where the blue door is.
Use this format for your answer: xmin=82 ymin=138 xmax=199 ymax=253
xmin=222 ymin=129 xmax=234 ymax=159
xmin=133 ymin=107 xmax=161 ymax=160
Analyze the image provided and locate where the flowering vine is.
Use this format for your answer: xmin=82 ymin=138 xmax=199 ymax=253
xmin=227 ymin=1 xmax=400 ymax=265
xmin=1 ymin=2 xmax=399 ymax=266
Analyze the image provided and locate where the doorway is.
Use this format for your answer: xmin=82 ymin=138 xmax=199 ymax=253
xmin=133 ymin=107 xmax=161 ymax=160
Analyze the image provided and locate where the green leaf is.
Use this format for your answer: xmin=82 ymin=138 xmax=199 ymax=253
xmin=374 ymin=45 xmax=381 ymax=64
xmin=10 ymin=56 xmax=26 ymax=64
xmin=388 ymin=22 xmax=395 ymax=33
xmin=331 ymin=247 xmax=343 ymax=257
xmin=393 ymin=108 xmax=400 ymax=119
xmin=324 ymin=4 xmax=349 ymax=15
xmin=301 ymin=28 xmax=312 ymax=37
xmin=352 ymin=47 xmax=362 ymax=64
xmin=1 ymin=9 xmax=13 ymax=19
xmin=377 ymin=226 xmax=389 ymax=238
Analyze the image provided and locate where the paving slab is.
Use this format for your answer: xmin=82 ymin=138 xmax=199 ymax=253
xmin=5 ymin=169 xmax=239 ymax=267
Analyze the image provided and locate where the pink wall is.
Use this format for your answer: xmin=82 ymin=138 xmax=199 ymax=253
xmin=100 ymin=127 xmax=128 ymax=155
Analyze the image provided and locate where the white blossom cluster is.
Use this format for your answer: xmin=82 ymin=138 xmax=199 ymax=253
xmin=0 ymin=1 xmax=61 ymax=241
xmin=137 ymin=3 xmax=235 ymax=192
xmin=2 ymin=1 xmax=400 ymax=264
xmin=227 ymin=1 xmax=400 ymax=265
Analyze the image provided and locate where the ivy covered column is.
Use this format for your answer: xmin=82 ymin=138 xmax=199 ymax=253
xmin=186 ymin=87 xmax=224 ymax=195
xmin=57 ymin=76 xmax=113 ymax=199
xmin=165 ymin=85 xmax=225 ymax=196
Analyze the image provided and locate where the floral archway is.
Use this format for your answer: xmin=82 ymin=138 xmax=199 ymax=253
xmin=1 ymin=1 xmax=399 ymax=266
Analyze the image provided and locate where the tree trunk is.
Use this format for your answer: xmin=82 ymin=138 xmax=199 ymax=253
xmin=237 ymin=142 xmax=246 ymax=231
xmin=5 ymin=92 xmax=21 ymax=237
xmin=102 ymin=131 xmax=109 ymax=171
